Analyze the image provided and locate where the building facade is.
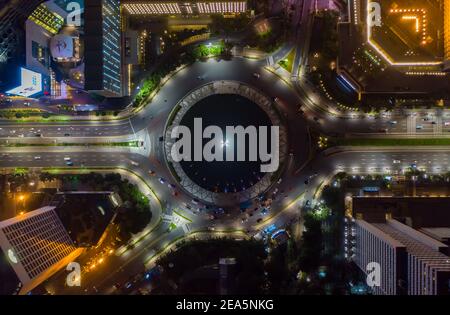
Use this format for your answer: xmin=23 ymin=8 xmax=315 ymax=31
xmin=85 ymin=0 xmax=123 ymax=97
xmin=354 ymin=219 xmax=407 ymax=295
xmin=353 ymin=219 xmax=450 ymax=295
xmin=121 ymin=0 xmax=247 ymax=15
xmin=0 ymin=0 xmax=45 ymax=64
xmin=0 ymin=206 xmax=83 ymax=295
xmin=445 ymin=0 xmax=450 ymax=70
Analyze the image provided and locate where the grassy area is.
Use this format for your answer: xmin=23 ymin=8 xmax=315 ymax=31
xmin=168 ymin=222 xmax=177 ymax=231
xmin=278 ymin=49 xmax=296 ymax=72
xmin=333 ymin=138 xmax=450 ymax=146
xmin=192 ymin=42 xmax=225 ymax=58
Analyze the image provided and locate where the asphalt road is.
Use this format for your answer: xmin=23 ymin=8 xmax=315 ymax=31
xmin=2 ymin=57 xmax=450 ymax=295
xmin=5 ymin=145 xmax=450 ymax=294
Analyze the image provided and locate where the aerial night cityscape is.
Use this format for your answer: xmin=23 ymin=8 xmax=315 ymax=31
xmin=0 ymin=0 xmax=449 ymax=308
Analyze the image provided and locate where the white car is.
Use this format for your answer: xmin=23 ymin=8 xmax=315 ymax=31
xmin=64 ymin=157 xmax=71 ymax=161
xmin=34 ymin=156 xmax=41 ymax=160
xmin=130 ymin=161 xmax=139 ymax=166
xmin=393 ymin=160 xmax=401 ymax=164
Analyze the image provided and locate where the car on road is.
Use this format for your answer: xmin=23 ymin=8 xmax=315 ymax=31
xmin=393 ymin=160 xmax=401 ymax=164
xmin=148 ymin=169 xmax=156 ymax=176
xmin=252 ymin=73 xmax=260 ymax=79
xmin=64 ymin=157 xmax=71 ymax=161
xmin=34 ymin=156 xmax=41 ymax=160
xmin=64 ymin=133 xmax=70 ymax=137
xmin=445 ymin=122 xmax=450 ymax=126
xmin=389 ymin=121 xmax=397 ymax=125
xmin=130 ymin=161 xmax=139 ymax=166
xmin=158 ymin=177 xmax=166 ymax=184
xmin=168 ymin=183 xmax=176 ymax=189
xmin=66 ymin=161 xmax=74 ymax=166
xmin=191 ymin=198 xmax=200 ymax=205
xmin=416 ymin=125 xmax=424 ymax=130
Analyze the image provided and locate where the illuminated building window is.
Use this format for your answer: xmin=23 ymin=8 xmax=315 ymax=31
xmin=123 ymin=1 xmax=247 ymax=15
xmin=29 ymin=4 xmax=64 ymax=35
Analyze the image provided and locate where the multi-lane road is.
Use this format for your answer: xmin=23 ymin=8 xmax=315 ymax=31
xmin=1 ymin=23 xmax=450 ymax=294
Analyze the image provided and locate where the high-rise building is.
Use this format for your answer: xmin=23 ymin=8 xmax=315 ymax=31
xmin=0 ymin=206 xmax=83 ymax=295
xmin=84 ymin=0 xmax=123 ymax=97
xmin=0 ymin=0 xmax=45 ymax=64
xmin=121 ymin=0 xmax=247 ymax=15
xmin=354 ymin=219 xmax=450 ymax=295
xmin=350 ymin=197 xmax=450 ymax=295
xmin=444 ymin=0 xmax=450 ymax=70
xmin=0 ymin=191 xmax=120 ymax=294
xmin=353 ymin=219 xmax=407 ymax=295
xmin=28 ymin=3 xmax=64 ymax=35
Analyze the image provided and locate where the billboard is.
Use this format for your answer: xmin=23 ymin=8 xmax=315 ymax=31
xmin=6 ymin=68 xmax=43 ymax=98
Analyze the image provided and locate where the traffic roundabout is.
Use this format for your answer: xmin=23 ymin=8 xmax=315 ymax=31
xmin=163 ymin=80 xmax=289 ymax=207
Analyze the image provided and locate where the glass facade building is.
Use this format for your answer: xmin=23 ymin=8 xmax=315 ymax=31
xmin=85 ymin=0 xmax=123 ymax=97
xmin=0 ymin=207 xmax=82 ymax=295
xmin=102 ymin=0 xmax=122 ymax=95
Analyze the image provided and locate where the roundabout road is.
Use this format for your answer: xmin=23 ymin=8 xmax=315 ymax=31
xmin=2 ymin=58 xmax=450 ymax=294
xmin=2 ymin=58 xmax=450 ymax=236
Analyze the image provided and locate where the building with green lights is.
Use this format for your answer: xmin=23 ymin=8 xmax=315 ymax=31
xmin=28 ymin=3 xmax=64 ymax=35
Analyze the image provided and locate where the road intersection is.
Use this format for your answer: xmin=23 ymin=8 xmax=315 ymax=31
xmin=1 ymin=46 xmax=450 ymax=294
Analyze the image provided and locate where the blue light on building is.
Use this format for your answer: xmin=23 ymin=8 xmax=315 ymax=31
xmin=102 ymin=0 xmax=122 ymax=96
